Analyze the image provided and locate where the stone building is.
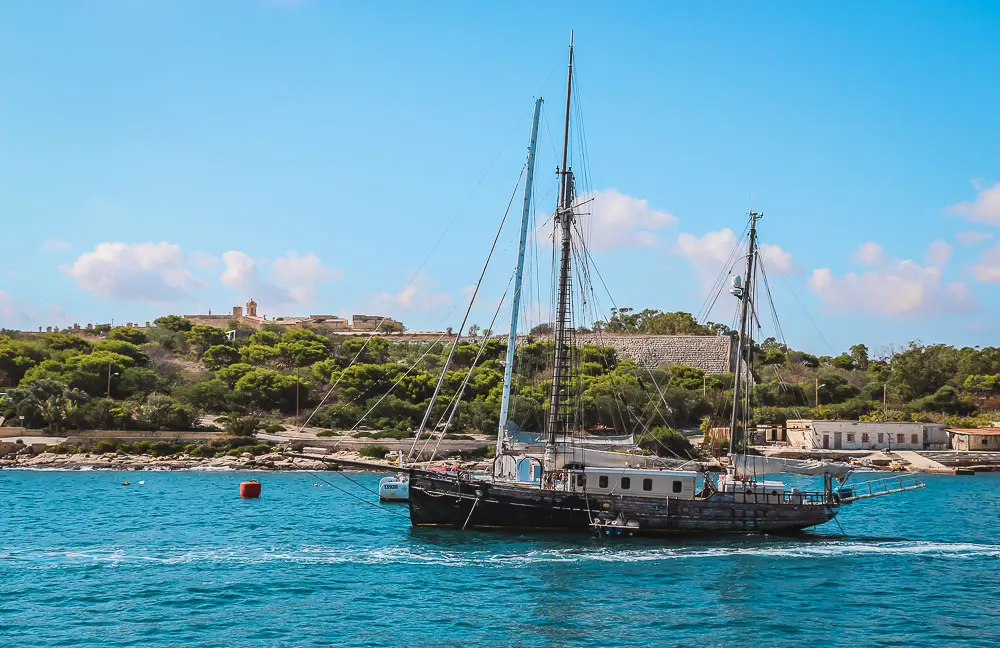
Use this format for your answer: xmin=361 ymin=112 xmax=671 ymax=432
xmin=182 ymin=300 xmax=401 ymax=334
xmin=786 ymin=420 xmax=948 ymax=451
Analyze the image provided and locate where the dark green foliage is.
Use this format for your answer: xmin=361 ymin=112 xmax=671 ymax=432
xmin=359 ymin=444 xmax=389 ymax=459
xmin=5 ymin=315 xmax=1000 ymax=440
xmin=912 ymin=385 xmax=975 ymax=415
xmin=107 ymin=327 xmax=148 ymax=345
xmin=185 ymin=325 xmax=229 ymax=354
xmin=221 ymin=415 xmax=261 ymax=437
xmin=638 ymin=426 xmax=695 ymax=458
xmin=154 ymin=315 xmax=193 ymax=332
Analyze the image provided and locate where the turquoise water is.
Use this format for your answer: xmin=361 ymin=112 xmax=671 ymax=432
xmin=2 ymin=470 xmax=999 ymax=647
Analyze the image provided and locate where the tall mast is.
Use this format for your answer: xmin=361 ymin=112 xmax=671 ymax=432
xmin=497 ymin=97 xmax=544 ymax=452
xmin=729 ymin=211 xmax=762 ymax=455
xmin=544 ymin=33 xmax=575 ymax=481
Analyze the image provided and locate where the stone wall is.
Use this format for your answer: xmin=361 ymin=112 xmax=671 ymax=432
xmin=395 ymin=333 xmax=735 ymax=374
xmin=573 ymin=334 xmax=734 ymax=374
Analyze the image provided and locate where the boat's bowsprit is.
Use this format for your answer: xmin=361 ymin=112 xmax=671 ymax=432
xmin=838 ymin=474 xmax=926 ymax=503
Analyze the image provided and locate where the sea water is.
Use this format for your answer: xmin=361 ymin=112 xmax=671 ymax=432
xmin=2 ymin=470 xmax=998 ymax=647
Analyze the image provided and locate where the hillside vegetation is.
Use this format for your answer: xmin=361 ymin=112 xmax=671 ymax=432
xmin=2 ymin=310 xmax=998 ymax=441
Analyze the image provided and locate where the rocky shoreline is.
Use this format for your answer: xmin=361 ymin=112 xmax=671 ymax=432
xmin=0 ymin=450 xmax=486 ymax=472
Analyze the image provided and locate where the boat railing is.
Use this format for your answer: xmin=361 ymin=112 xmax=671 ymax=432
xmin=838 ymin=473 xmax=926 ymax=503
xmin=726 ymin=489 xmax=833 ymax=505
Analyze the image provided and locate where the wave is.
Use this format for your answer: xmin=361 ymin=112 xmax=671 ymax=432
xmin=3 ymin=540 xmax=997 ymax=568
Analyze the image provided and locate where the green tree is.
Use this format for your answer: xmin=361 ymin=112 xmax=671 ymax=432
xmin=888 ymin=342 xmax=959 ymax=401
xmin=154 ymin=315 xmax=193 ymax=332
xmin=186 ymin=325 xmax=229 ymax=354
xmin=107 ymin=327 xmax=148 ymax=345
xmin=849 ymin=344 xmax=870 ymax=371
xmin=202 ymin=344 xmax=241 ymax=369
xmin=233 ymin=368 xmax=301 ymax=412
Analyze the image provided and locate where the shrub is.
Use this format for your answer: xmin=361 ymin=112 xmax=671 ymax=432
xmin=317 ymin=430 xmax=337 ymax=437
xmin=250 ymin=443 xmax=272 ymax=456
xmin=638 ymin=426 xmax=696 ymax=458
xmin=223 ymin=415 xmax=260 ymax=437
xmin=92 ymin=440 xmax=119 ymax=454
xmin=371 ymin=428 xmax=411 ymax=440
xmin=358 ymin=444 xmax=388 ymax=459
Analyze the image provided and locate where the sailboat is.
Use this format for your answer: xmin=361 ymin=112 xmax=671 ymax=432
xmin=405 ymin=37 xmax=925 ymax=536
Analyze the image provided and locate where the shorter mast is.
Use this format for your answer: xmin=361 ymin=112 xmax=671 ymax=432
xmin=728 ymin=211 xmax=761 ymax=455
xmin=497 ymin=97 xmax=544 ymax=454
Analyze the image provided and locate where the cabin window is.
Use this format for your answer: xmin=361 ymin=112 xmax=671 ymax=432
xmin=911 ymin=434 xmax=918 ymax=444
xmin=642 ymin=478 xmax=653 ymax=491
xmin=878 ymin=433 xmax=884 ymax=444
xmin=983 ymin=438 xmax=989 ymax=446
xmin=896 ymin=434 xmax=904 ymax=443
xmin=621 ymin=477 xmax=631 ymax=490
xmin=599 ymin=475 xmax=608 ymax=488
xmin=672 ymin=480 xmax=683 ymax=493
xmin=846 ymin=433 xmax=855 ymax=442
xmin=576 ymin=474 xmax=586 ymax=487
xmin=862 ymin=433 xmax=870 ymax=443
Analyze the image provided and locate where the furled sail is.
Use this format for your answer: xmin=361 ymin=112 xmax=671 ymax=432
xmin=731 ymin=453 xmax=853 ymax=479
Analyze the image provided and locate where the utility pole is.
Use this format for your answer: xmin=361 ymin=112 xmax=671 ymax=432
xmin=107 ymin=362 xmax=113 ymax=398
xmin=815 ymin=377 xmax=819 ymax=408
xmin=883 ymin=383 xmax=887 ymax=418
xmin=295 ymin=366 xmax=301 ymax=426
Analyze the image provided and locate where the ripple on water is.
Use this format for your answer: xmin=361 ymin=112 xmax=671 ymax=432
xmin=1 ymin=470 xmax=999 ymax=648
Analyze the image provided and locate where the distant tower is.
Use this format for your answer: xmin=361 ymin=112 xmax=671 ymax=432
xmin=246 ymin=298 xmax=257 ymax=318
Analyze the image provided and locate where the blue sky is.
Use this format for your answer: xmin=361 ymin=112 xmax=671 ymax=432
xmin=1 ymin=0 xmax=999 ymax=355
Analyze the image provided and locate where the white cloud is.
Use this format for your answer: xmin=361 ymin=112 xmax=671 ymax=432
xmin=272 ymin=252 xmax=343 ymax=304
xmin=852 ymin=242 xmax=884 ymax=266
xmin=370 ymin=270 xmax=452 ymax=314
xmin=190 ymin=251 xmax=219 ymax=268
xmin=948 ymin=182 xmax=1000 ymax=225
xmin=219 ymin=250 xmax=340 ymax=308
xmin=676 ymin=228 xmax=739 ymax=270
xmin=0 ymin=290 xmax=31 ymax=324
xmin=809 ymin=241 xmax=974 ymax=316
xmin=970 ymin=241 xmax=1000 ymax=283
xmin=759 ymin=243 xmax=797 ymax=275
xmin=676 ymin=228 xmax=797 ymax=277
xmin=957 ymin=231 xmax=993 ymax=246
xmin=41 ymin=239 xmax=71 ymax=252
xmin=65 ymin=242 xmax=202 ymax=302
xmin=924 ymin=240 xmax=952 ymax=269
xmin=550 ymin=189 xmax=676 ymax=251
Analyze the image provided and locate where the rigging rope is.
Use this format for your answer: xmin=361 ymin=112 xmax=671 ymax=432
xmin=409 ymin=163 xmax=527 ymax=461
xmin=304 ymin=470 xmax=409 ymax=520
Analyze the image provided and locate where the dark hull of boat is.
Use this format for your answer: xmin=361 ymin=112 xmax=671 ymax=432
xmin=408 ymin=470 xmax=838 ymax=536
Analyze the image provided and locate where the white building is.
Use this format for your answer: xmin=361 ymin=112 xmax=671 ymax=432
xmin=947 ymin=428 xmax=1000 ymax=451
xmin=786 ymin=420 xmax=948 ymax=451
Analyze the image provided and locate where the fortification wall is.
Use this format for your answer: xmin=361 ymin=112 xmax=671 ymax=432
xmin=394 ymin=333 xmax=734 ymax=374
xmin=574 ymin=334 xmax=734 ymax=374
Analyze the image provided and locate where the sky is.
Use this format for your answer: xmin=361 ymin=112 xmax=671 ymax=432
xmin=1 ymin=0 xmax=999 ymax=356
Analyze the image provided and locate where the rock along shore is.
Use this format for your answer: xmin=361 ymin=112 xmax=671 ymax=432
xmin=0 ymin=450 xmax=486 ymax=473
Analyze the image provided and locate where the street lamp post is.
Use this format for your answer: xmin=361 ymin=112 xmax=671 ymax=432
xmin=815 ymin=378 xmax=827 ymax=407
xmin=107 ymin=363 xmax=119 ymax=398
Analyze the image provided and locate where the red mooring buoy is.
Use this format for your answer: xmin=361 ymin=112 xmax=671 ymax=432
xmin=240 ymin=480 xmax=261 ymax=499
